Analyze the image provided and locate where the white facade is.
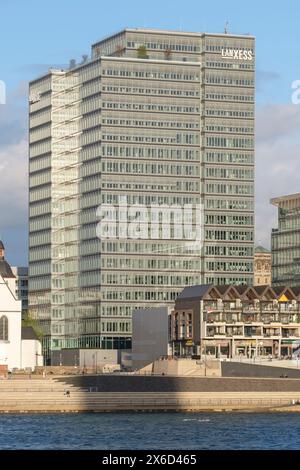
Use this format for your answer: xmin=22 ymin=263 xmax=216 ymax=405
xmin=0 ymin=275 xmax=22 ymax=370
xmin=21 ymin=339 xmax=43 ymax=371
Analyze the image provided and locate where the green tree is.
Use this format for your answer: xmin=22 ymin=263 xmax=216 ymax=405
xmin=22 ymin=316 xmax=44 ymax=341
xmin=137 ymin=44 xmax=148 ymax=59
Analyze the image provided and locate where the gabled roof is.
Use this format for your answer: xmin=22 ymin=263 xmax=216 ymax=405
xmin=177 ymin=285 xmax=213 ymax=301
xmin=0 ymin=259 xmax=15 ymax=278
xmin=176 ymin=284 xmax=300 ymax=302
xmin=21 ymin=326 xmax=39 ymax=341
xmin=255 ymin=246 xmax=270 ymax=254
xmin=216 ymin=285 xmax=240 ymax=300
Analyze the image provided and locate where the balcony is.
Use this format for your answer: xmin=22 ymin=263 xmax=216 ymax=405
xmin=282 ymin=331 xmax=300 ymax=338
xmin=245 ymin=329 xmax=262 ymax=337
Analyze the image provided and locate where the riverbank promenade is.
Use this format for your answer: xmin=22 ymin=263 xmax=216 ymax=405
xmin=1 ymin=375 xmax=300 ymax=413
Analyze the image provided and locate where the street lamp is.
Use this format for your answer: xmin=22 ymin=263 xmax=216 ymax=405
xmin=259 ymin=341 xmax=263 ymax=361
xmin=93 ymin=353 xmax=96 ymax=374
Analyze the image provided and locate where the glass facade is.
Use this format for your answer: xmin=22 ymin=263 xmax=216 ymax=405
xmin=29 ymin=29 xmax=255 ymax=360
xmin=271 ymin=194 xmax=300 ymax=286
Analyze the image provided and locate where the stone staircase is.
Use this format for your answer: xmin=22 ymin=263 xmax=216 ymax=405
xmin=0 ymin=377 xmax=300 ymax=412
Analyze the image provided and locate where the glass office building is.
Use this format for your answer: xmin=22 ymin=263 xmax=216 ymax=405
xmin=271 ymin=193 xmax=300 ymax=286
xmin=29 ymin=29 xmax=255 ymax=359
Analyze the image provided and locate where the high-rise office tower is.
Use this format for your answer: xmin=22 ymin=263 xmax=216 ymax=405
xmin=29 ymin=29 xmax=255 ymax=359
xmin=271 ymin=193 xmax=300 ymax=286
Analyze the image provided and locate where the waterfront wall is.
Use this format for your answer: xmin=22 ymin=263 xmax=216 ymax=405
xmin=1 ymin=377 xmax=300 ymax=413
xmin=139 ymin=358 xmax=221 ymax=377
xmin=222 ymin=362 xmax=300 ymax=379
xmin=57 ymin=375 xmax=300 ymax=393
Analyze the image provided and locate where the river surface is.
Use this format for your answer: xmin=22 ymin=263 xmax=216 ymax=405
xmin=0 ymin=413 xmax=299 ymax=449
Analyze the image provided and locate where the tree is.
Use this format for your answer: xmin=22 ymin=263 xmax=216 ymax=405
xmin=137 ymin=44 xmax=148 ymax=59
xmin=22 ymin=316 xmax=44 ymax=341
xmin=164 ymin=48 xmax=172 ymax=60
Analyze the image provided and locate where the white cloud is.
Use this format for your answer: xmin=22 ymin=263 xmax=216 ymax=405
xmin=0 ymin=139 xmax=28 ymax=229
xmin=255 ymin=104 xmax=300 ymax=248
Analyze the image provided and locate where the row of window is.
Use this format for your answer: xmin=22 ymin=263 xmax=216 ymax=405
xmin=102 ymin=181 xmax=198 ymax=192
xmin=102 ymin=69 xmax=199 ymax=81
xmin=102 ymin=87 xmax=200 ymax=110
xmin=205 ymin=276 xmax=252 ymax=284
xmin=205 ymin=44 xmax=254 ymax=53
xmin=102 ymin=117 xmax=199 ymax=129
xmin=205 ymin=151 xmax=254 ymax=164
xmin=102 ymin=189 xmax=200 ymax=205
xmin=102 ymin=145 xmax=199 ymax=160
xmin=102 ymin=240 xmax=201 ymax=255
xmin=205 ymin=167 xmax=254 ymax=180
xmin=205 ymin=76 xmax=254 ymax=86
xmin=205 ymin=92 xmax=254 ymax=102
xmin=206 ymin=136 xmax=254 ymax=149
xmin=102 ymin=132 xmax=199 ymax=144
xmin=272 ymin=231 xmax=300 ymax=250
xmin=103 ymin=274 xmax=201 ymax=286
xmin=206 ymin=183 xmax=253 ymax=195
xmin=206 ymin=124 xmax=253 ymax=134
xmin=205 ymin=245 xmax=253 ymax=256
xmin=102 ymin=85 xmax=200 ymax=97
xmin=102 ymin=257 xmax=200 ymax=270
xmin=205 ymin=214 xmax=253 ymax=226
xmin=103 ymin=290 xmax=178 ymax=301
xmin=205 ymin=229 xmax=253 ymax=241
xmin=103 ymin=161 xmax=199 ymax=176
xmin=205 ymin=199 xmax=253 ymax=211
xmin=206 ymin=261 xmax=253 ymax=272
xmin=206 ymin=61 xmax=254 ymax=70
xmin=127 ymin=41 xmax=200 ymax=52
xmin=205 ymin=108 xmax=253 ymax=118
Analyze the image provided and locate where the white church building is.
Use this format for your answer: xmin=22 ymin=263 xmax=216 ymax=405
xmin=0 ymin=241 xmax=43 ymax=371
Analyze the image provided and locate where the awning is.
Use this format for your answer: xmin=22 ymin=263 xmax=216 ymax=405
xmin=281 ymin=339 xmax=300 ymax=345
xmin=203 ymin=340 xmax=229 ymax=347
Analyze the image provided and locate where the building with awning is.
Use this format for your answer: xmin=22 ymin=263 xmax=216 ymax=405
xmin=169 ymin=284 xmax=300 ymax=359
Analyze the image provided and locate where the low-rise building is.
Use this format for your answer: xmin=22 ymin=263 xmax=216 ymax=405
xmin=0 ymin=240 xmax=42 ymax=371
xmin=169 ymin=285 xmax=300 ymax=360
xmin=21 ymin=326 xmax=43 ymax=370
xmin=0 ymin=274 xmax=22 ymax=370
xmin=253 ymin=246 xmax=271 ymax=286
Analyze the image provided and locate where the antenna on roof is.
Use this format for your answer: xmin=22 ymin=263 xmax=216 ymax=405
xmin=69 ymin=59 xmax=76 ymax=69
xmin=224 ymin=21 xmax=229 ymax=34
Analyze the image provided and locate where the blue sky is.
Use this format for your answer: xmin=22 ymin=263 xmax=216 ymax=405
xmin=1 ymin=0 xmax=300 ymax=265
xmin=2 ymin=0 xmax=300 ymax=103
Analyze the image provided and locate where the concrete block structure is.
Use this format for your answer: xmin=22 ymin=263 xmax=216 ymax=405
xmin=132 ymin=307 xmax=170 ymax=369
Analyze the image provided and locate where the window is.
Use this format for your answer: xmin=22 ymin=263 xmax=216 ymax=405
xmin=0 ymin=316 xmax=8 ymax=341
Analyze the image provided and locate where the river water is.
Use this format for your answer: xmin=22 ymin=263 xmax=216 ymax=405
xmin=0 ymin=412 xmax=299 ymax=449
